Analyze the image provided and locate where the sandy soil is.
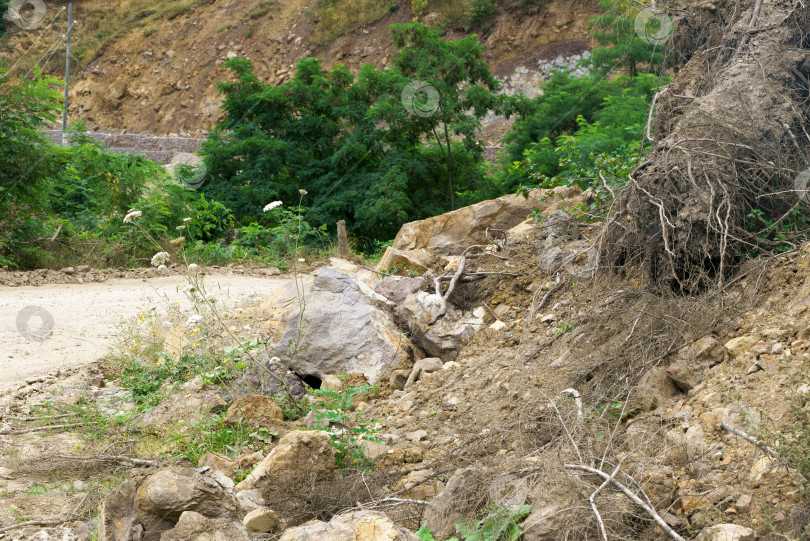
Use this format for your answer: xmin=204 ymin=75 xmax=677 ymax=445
xmin=0 ymin=273 xmax=289 ymax=391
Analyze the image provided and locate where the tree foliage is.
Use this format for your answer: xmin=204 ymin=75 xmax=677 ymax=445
xmin=201 ymin=22 xmax=521 ymax=241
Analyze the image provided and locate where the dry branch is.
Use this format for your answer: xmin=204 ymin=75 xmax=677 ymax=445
xmin=721 ymin=422 xmax=779 ymax=457
xmin=565 ymin=464 xmax=686 ymax=541
xmin=10 ymin=422 xmax=97 ymax=435
xmin=0 ymin=517 xmax=63 ymax=533
xmin=53 ymin=454 xmax=157 ymax=468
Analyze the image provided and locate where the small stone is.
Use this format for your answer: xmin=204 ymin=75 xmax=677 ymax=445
xmin=736 ymin=494 xmax=752 ymax=512
xmin=320 ymin=374 xmax=343 ymax=391
xmin=210 ymin=470 xmax=234 ymax=491
xmin=694 ymin=524 xmax=756 ymax=541
xmin=243 ymin=507 xmax=278 ymax=534
xmin=0 ymin=423 xmax=12 ymax=434
xmin=724 ymin=335 xmax=760 ymax=357
xmin=73 ymin=480 xmax=88 ymax=491
xmin=489 ymin=320 xmax=507 ymax=331
xmin=406 ymin=429 xmax=428 ymax=442
xmin=389 ymin=370 xmax=410 ymax=391
xmin=236 ymin=488 xmax=265 ymax=514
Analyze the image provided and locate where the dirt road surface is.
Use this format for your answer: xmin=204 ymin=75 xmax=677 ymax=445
xmin=0 ymin=274 xmax=287 ymax=391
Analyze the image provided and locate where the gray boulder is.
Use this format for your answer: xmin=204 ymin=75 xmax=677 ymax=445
xmin=278 ymin=510 xmax=417 ymax=541
xmin=160 ymin=511 xmax=249 ymax=541
xmin=259 ymin=267 xmax=406 ymax=383
xmin=97 ymin=467 xmax=239 ymax=541
xmin=422 ymin=468 xmax=486 ymax=539
xmin=401 ymin=291 xmax=486 ymax=360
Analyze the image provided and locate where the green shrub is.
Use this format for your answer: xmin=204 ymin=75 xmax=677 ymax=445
xmin=311 ymin=383 xmax=380 ymax=470
xmin=501 ymin=73 xmax=667 ymax=196
xmin=416 ymin=504 xmax=534 ymax=541
xmin=469 ymin=0 xmax=498 ymax=27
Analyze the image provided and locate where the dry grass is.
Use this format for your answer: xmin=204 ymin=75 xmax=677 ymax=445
xmin=312 ymin=0 xmax=396 ymax=42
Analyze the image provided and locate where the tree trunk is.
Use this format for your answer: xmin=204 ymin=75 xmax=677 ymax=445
xmin=336 ymin=219 xmax=350 ymax=257
xmin=600 ymin=0 xmax=810 ymax=293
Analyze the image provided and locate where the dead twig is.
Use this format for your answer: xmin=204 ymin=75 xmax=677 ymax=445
xmin=53 ymin=454 xmax=158 ymax=468
xmin=721 ymin=422 xmax=781 ymax=459
xmin=565 ymin=464 xmax=686 ymax=541
xmin=10 ymin=422 xmax=97 ymax=435
xmin=561 ymin=388 xmax=583 ymax=419
xmin=589 ymin=460 xmax=623 ymax=541
xmin=0 ymin=517 xmax=63 ymax=533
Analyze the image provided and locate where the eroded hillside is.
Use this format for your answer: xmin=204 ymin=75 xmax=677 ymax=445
xmin=0 ymin=0 xmax=598 ymax=136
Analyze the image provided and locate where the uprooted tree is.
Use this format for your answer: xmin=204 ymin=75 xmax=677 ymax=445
xmin=600 ymin=0 xmax=810 ymax=292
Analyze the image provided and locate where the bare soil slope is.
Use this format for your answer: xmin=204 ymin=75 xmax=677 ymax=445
xmin=0 ymin=0 xmax=598 ymax=136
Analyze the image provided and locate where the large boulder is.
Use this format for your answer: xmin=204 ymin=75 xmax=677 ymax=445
xmin=135 ymin=469 xmax=239 ymax=521
xmin=401 ymin=291 xmax=486 ymax=360
xmin=377 ymin=186 xmax=584 ymax=271
xmin=278 ymin=510 xmax=418 ymax=541
xmin=235 ymin=430 xmax=335 ymax=493
xmin=98 ymin=467 xmax=239 ymax=541
xmin=159 ymin=511 xmax=250 ymax=541
xmin=258 ymin=267 xmax=406 ymax=383
xmin=694 ymin=524 xmax=756 ymax=541
xmin=667 ymin=336 xmax=729 ymax=392
xmin=422 ymin=467 xmax=486 ymax=539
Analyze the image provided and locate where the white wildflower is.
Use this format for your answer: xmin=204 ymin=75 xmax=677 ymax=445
xmin=186 ymin=314 xmax=203 ymax=327
xmin=176 ymin=225 xmax=185 ymax=231
xmin=151 ymin=252 xmax=170 ymax=267
xmin=299 ymin=188 xmax=308 ymax=196
xmin=123 ymin=210 xmax=142 ymax=223
xmin=162 ymin=321 xmax=173 ymax=328
xmin=188 ymin=263 xmax=199 ymax=272
xmin=297 ymin=258 xmax=305 ymax=262
xmin=183 ymin=217 xmax=192 ymax=223
xmin=263 ymin=201 xmax=283 ymax=212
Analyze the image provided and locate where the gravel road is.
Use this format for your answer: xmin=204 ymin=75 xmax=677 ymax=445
xmin=0 ymin=274 xmax=288 ymax=390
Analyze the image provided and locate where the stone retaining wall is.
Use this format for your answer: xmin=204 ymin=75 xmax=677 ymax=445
xmin=45 ymin=130 xmax=204 ymax=164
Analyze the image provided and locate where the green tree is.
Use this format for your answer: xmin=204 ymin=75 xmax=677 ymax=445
xmin=499 ymin=72 xmax=667 ymax=192
xmin=388 ymin=22 xmax=520 ymax=209
xmin=0 ymin=66 xmax=63 ymax=266
xmin=201 ymin=23 xmax=522 ymax=240
xmin=589 ymin=0 xmax=671 ymax=76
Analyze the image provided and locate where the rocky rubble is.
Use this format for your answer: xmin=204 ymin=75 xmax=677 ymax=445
xmin=0 ymin=264 xmax=280 ymax=287
xmin=257 ymin=265 xmax=407 ymax=384
xmin=7 ymin=191 xmax=810 ymax=541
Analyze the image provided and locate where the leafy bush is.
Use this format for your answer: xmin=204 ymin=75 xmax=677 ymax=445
xmin=416 ymin=504 xmax=534 ymax=541
xmin=202 ymin=23 xmax=521 ymax=242
xmin=500 ymin=72 xmax=667 ymax=195
xmin=311 ymin=383 xmax=380 ymax=470
xmin=469 ymin=0 xmax=498 ymax=27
